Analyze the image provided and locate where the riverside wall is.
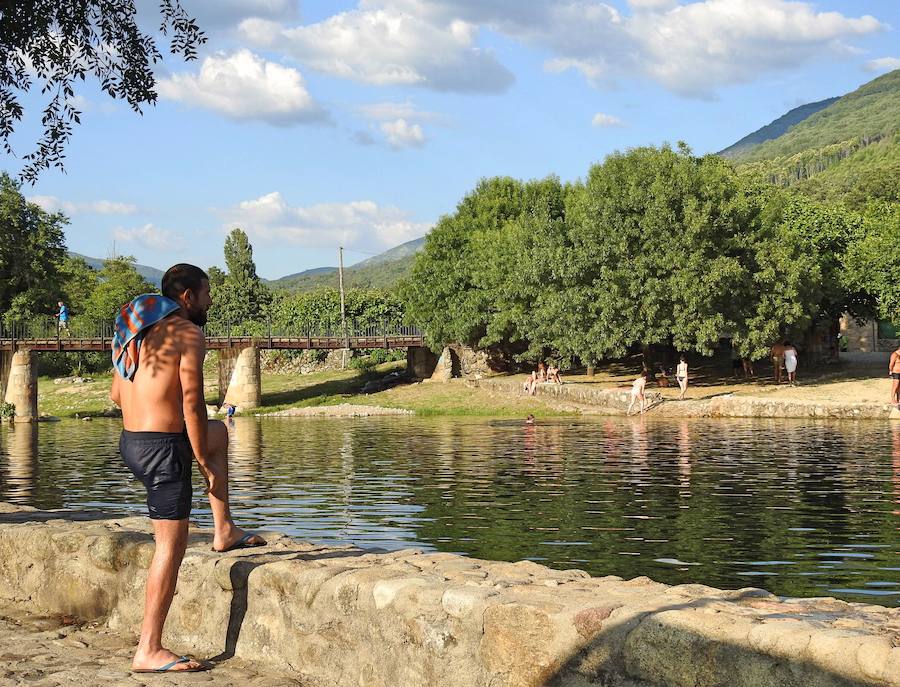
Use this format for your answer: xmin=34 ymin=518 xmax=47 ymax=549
xmin=482 ymin=378 xmax=894 ymax=420
xmin=0 ymin=503 xmax=898 ymax=687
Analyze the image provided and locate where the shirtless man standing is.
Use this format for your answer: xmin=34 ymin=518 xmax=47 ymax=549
xmin=770 ymin=341 xmax=786 ymax=384
xmin=110 ymin=264 xmax=264 ymax=673
xmin=890 ymin=344 xmax=900 ymax=408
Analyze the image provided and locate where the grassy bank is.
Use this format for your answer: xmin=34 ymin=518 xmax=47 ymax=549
xmin=36 ymin=364 xmax=566 ymax=419
xmin=37 ymin=351 xmax=889 ymax=420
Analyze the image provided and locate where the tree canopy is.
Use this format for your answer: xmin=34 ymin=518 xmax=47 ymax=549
xmin=0 ymin=1 xmax=205 ymax=182
xmin=403 ymin=145 xmax=885 ymax=365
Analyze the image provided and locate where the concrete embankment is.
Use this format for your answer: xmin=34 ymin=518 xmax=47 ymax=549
xmin=482 ymin=378 xmax=894 ymax=420
xmin=1 ymin=503 xmax=898 ymax=687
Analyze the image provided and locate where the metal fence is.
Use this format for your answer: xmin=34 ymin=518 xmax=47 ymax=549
xmin=0 ymin=316 xmax=421 ymax=343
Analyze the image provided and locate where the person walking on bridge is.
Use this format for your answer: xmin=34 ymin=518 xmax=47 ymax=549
xmin=110 ymin=264 xmax=265 ymax=674
xmin=54 ymin=300 xmax=70 ymax=336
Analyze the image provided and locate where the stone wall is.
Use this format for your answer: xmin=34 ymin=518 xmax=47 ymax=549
xmin=483 ymin=378 xmax=893 ymax=420
xmin=429 ymin=344 xmax=505 ymax=383
xmin=0 ymin=503 xmax=898 ymax=687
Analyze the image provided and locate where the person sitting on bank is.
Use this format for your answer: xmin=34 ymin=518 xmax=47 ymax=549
xmin=547 ymin=363 xmax=562 ymax=385
xmin=110 ymin=265 xmax=265 ymax=674
xmin=656 ymin=363 xmax=670 ymax=388
xmin=537 ymin=361 xmax=547 ymax=383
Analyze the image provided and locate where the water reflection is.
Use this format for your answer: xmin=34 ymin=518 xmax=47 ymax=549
xmin=4 ymin=424 xmax=37 ymax=502
xmin=0 ymin=416 xmax=897 ymax=606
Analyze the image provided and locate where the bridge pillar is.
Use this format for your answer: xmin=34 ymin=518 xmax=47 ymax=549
xmin=218 ymin=346 xmax=261 ymax=410
xmin=1 ymin=349 xmax=38 ymax=422
xmin=406 ymin=346 xmax=438 ymax=379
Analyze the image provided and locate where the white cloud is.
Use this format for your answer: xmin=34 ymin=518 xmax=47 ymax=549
xmin=157 ymin=49 xmax=326 ymax=125
xmin=356 ymin=100 xmax=440 ymax=148
xmin=626 ymin=0 xmax=885 ymax=97
xmin=113 ymin=224 xmax=181 ymax=251
xmin=238 ymin=9 xmax=514 ymax=93
xmin=342 ymin=0 xmax=885 ymax=98
xmin=592 ymin=112 xmax=624 ymax=127
xmin=380 ymin=119 xmax=426 ymax=148
xmin=27 ymin=195 xmax=138 ymax=216
xmin=864 ymin=57 xmax=900 ymax=73
xmin=628 ymin=0 xmax=678 ymax=10
xmin=219 ymin=192 xmax=430 ymax=250
xmin=358 ymin=100 xmax=441 ymax=122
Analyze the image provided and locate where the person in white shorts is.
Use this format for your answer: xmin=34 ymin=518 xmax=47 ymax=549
xmin=628 ymin=371 xmax=648 ymax=415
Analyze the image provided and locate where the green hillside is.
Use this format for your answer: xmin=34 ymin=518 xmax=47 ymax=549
xmin=733 ymin=69 xmax=900 ymax=164
xmin=718 ymin=97 xmax=837 ymax=159
xmin=269 ymin=237 xmax=426 ymax=292
xmin=723 ymin=70 xmax=900 ymax=208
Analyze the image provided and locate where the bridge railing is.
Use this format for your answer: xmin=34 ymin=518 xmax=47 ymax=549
xmin=0 ymin=316 xmax=422 ymax=343
xmin=0 ymin=317 xmax=116 ymax=341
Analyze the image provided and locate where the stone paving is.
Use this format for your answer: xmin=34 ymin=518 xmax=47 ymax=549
xmin=0 ymin=603 xmax=302 ymax=687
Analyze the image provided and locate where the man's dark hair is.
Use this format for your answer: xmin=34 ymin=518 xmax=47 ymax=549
xmin=162 ymin=264 xmax=208 ymax=300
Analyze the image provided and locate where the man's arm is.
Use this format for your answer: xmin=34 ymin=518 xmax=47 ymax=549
xmin=891 ymin=352 xmax=898 ymax=375
xmin=178 ymin=323 xmax=212 ymax=481
xmin=109 ymin=373 xmax=121 ymax=407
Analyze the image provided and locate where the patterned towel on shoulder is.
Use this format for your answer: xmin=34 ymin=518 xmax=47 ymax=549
xmin=112 ymin=294 xmax=180 ymax=381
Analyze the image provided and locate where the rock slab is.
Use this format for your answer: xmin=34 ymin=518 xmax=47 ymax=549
xmin=0 ymin=503 xmax=898 ymax=687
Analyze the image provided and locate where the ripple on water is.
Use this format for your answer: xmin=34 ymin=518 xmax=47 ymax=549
xmin=0 ymin=415 xmax=898 ymax=606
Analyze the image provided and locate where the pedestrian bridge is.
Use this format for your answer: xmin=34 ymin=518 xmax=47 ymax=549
xmin=0 ymin=319 xmax=436 ymax=421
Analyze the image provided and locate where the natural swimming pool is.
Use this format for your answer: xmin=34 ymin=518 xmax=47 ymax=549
xmin=1 ymin=416 xmax=897 ymax=606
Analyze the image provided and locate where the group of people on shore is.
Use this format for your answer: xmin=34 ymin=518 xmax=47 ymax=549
xmin=522 ymin=361 xmax=562 ymax=395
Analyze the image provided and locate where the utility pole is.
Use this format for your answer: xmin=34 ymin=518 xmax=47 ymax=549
xmin=339 ymin=246 xmax=348 ymax=369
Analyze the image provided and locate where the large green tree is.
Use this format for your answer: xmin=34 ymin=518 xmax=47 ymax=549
xmin=1 ymin=1 xmax=205 ymax=182
xmin=0 ymin=173 xmax=67 ymax=324
xmin=83 ymin=256 xmax=154 ymax=324
xmin=843 ymin=202 xmax=900 ymax=323
xmin=404 ymin=145 xmax=869 ymax=365
xmin=209 ymin=228 xmax=271 ymax=330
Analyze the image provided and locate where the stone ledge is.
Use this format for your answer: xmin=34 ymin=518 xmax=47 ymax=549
xmin=0 ymin=503 xmax=897 ymax=686
xmin=483 ymin=378 xmax=892 ymax=420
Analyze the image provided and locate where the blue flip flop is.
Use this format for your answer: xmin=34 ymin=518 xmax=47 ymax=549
xmin=212 ymin=532 xmax=266 ymax=553
xmin=133 ymin=655 xmax=208 ymax=673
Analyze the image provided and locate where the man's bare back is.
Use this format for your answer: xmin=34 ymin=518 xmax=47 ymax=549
xmin=114 ymin=315 xmax=205 ymax=433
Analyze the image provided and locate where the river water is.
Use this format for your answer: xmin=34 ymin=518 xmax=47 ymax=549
xmin=1 ymin=416 xmax=897 ymax=606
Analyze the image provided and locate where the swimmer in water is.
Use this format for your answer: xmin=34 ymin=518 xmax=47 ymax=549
xmin=525 ymin=414 xmax=535 ymax=425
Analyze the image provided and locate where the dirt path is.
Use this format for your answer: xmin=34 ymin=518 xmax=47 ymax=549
xmin=0 ymin=604 xmax=302 ymax=687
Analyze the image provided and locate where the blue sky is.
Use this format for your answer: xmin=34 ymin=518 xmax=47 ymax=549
xmin=5 ymin=0 xmax=899 ymax=279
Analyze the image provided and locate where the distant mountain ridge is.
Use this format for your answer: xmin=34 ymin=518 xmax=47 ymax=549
xmin=718 ymin=97 xmax=838 ymax=159
xmin=269 ymin=236 xmax=427 ymax=292
xmin=70 ymin=252 xmax=165 ymax=286
xmin=719 ymin=69 xmax=900 ymax=207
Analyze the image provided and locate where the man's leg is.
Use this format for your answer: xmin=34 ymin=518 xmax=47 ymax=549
xmin=132 ymin=519 xmax=202 ymax=671
xmin=892 ymin=378 xmax=900 ymax=406
xmin=205 ymin=419 xmax=265 ymax=551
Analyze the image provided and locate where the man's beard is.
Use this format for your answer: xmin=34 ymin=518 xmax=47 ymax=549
xmin=187 ymin=307 xmax=208 ymax=327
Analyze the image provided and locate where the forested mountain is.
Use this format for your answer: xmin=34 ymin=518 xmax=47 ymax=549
xmin=721 ymin=70 xmax=900 ymax=208
xmin=70 ymin=252 xmax=164 ymax=286
xmin=270 ymin=237 xmax=426 ymax=292
xmin=718 ymin=97 xmax=837 ymax=159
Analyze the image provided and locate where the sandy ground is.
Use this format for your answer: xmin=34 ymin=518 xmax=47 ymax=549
xmin=0 ymin=603 xmax=301 ymax=686
xmin=529 ymin=352 xmax=894 ymax=407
